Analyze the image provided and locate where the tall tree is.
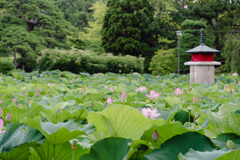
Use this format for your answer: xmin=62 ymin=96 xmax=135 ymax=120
xmin=101 ymin=0 xmax=157 ymax=57
xmin=79 ymin=0 xmax=107 ymax=44
xmin=0 ymin=0 xmax=74 ymax=70
xmin=172 ymin=0 xmax=240 ymax=50
xmin=55 ymin=0 xmax=97 ymax=29
xmin=101 ymin=0 xmax=160 ymax=71
xmin=149 ymin=0 xmax=177 ymax=49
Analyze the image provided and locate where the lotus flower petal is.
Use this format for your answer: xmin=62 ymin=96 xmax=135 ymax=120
xmin=141 ymin=107 xmax=161 ymax=119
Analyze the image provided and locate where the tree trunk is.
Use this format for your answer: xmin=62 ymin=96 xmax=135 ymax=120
xmin=14 ymin=50 xmax=17 ymax=69
xmin=21 ymin=53 xmax=25 ymax=71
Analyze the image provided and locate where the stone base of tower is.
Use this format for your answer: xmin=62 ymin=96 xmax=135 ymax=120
xmin=184 ymin=61 xmax=221 ymax=84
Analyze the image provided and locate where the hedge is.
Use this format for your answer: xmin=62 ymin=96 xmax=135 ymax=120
xmin=37 ymin=49 xmax=145 ymax=74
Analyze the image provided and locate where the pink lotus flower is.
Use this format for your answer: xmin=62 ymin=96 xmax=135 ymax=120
xmin=38 ymin=89 xmax=41 ymax=93
xmin=13 ymin=98 xmax=16 ymax=102
xmin=146 ymin=90 xmax=161 ymax=100
xmin=193 ymin=96 xmax=198 ymax=103
xmin=174 ymin=88 xmax=185 ymax=95
xmin=141 ymin=107 xmax=161 ymax=119
xmin=232 ymin=72 xmax=238 ymax=76
xmin=0 ymin=101 xmax=2 ymax=103
xmin=5 ymin=112 xmax=11 ymax=123
xmin=106 ymin=97 xmax=113 ymax=104
xmin=136 ymin=86 xmax=147 ymax=92
xmin=109 ymin=87 xmax=114 ymax=92
xmin=121 ymin=92 xmax=127 ymax=99
xmin=47 ymin=83 xmax=51 ymax=86
xmin=0 ymin=77 xmax=1 ymax=79
xmin=0 ymin=107 xmax=2 ymax=117
xmin=25 ymin=91 xmax=28 ymax=96
xmin=81 ymin=87 xmax=84 ymax=92
xmin=0 ymin=119 xmax=6 ymax=133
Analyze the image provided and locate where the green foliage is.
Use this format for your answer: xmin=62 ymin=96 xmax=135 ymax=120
xmin=222 ymin=33 xmax=240 ymax=74
xmin=22 ymin=117 xmax=88 ymax=145
xmin=16 ymin=56 xmax=37 ymax=72
xmin=172 ymin=0 xmax=240 ymax=51
xmin=88 ymin=104 xmax=151 ymax=140
xmin=80 ymin=137 xmax=131 ymax=160
xmin=79 ymin=0 xmax=108 ymax=44
xmin=149 ymin=49 xmax=177 ymax=75
xmin=101 ymin=0 xmax=157 ymax=58
xmin=38 ymin=49 xmax=145 ymax=74
xmin=0 ymin=0 xmax=74 ymax=70
xmin=0 ymin=70 xmax=240 ymax=159
xmin=32 ymin=140 xmax=88 ymax=160
xmin=69 ymin=37 xmax=104 ymax=54
xmin=0 ymin=58 xmax=15 ymax=74
xmin=55 ymin=0 xmax=97 ymax=29
xmin=144 ymin=132 xmax=215 ymax=160
xmin=0 ymin=123 xmax=44 ymax=159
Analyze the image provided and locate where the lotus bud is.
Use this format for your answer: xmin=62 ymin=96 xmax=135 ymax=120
xmin=121 ymin=92 xmax=127 ymax=99
xmin=0 ymin=107 xmax=3 ymax=117
xmin=25 ymin=91 xmax=28 ymax=96
xmin=227 ymin=140 xmax=237 ymax=150
xmin=71 ymin=80 xmax=73 ymax=83
xmin=38 ymin=89 xmax=41 ymax=93
xmin=193 ymin=96 xmax=198 ymax=103
xmin=200 ymin=94 xmax=203 ymax=98
xmin=5 ymin=112 xmax=12 ymax=123
xmin=152 ymin=130 xmax=159 ymax=142
xmin=90 ymin=102 xmax=93 ymax=108
xmin=13 ymin=98 xmax=16 ymax=102
xmin=57 ymin=108 xmax=60 ymax=113
xmin=70 ymin=139 xmax=78 ymax=150
xmin=3 ymin=93 xmax=6 ymax=97
xmin=0 ymin=101 xmax=2 ymax=103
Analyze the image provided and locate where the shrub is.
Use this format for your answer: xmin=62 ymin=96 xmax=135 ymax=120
xmin=0 ymin=59 xmax=15 ymax=74
xmin=16 ymin=56 xmax=37 ymax=72
xmin=38 ymin=49 xmax=144 ymax=74
xmin=149 ymin=49 xmax=177 ymax=75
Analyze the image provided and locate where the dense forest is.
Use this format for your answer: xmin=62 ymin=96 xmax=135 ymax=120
xmin=0 ymin=0 xmax=239 ymax=74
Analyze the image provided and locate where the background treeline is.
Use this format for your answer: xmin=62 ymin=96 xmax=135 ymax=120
xmin=0 ymin=0 xmax=239 ymax=75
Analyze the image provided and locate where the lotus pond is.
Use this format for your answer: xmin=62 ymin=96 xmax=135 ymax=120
xmin=0 ymin=70 xmax=240 ymax=160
